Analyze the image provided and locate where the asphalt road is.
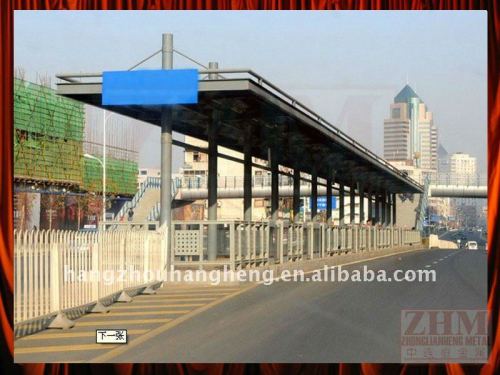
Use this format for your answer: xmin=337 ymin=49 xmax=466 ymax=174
xmin=106 ymin=248 xmax=486 ymax=363
xmin=439 ymin=229 xmax=487 ymax=248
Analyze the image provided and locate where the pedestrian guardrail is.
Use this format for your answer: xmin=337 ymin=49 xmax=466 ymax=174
xmin=171 ymin=221 xmax=422 ymax=270
xmin=14 ymin=223 xmax=420 ymax=329
xmin=14 ymin=228 xmax=165 ymax=326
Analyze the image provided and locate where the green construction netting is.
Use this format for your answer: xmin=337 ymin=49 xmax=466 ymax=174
xmin=14 ymin=133 xmax=83 ymax=184
xmin=14 ymin=78 xmax=138 ymax=195
xmin=83 ymin=157 xmax=138 ymax=196
xmin=14 ymin=78 xmax=84 ymax=141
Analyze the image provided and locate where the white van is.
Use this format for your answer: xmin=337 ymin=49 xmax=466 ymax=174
xmin=466 ymin=241 xmax=478 ymax=250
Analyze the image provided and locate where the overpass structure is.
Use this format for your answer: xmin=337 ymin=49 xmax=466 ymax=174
xmin=172 ymin=174 xmax=487 ymax=200
xmin=427 ymin=175 xmax=487 ymax=198
xmin=56 ymin=33 xmax=422 ymax=263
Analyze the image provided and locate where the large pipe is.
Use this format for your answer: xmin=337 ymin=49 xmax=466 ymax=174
xmin=428 ymin=185 xmax=487 ymax=198
xmin=176 ymin=185 xmax=341 ymax=200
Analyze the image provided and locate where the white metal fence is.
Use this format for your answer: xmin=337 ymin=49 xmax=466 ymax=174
xmin=171 ymin=221 xmax=422 ymax=270
xmin=15 ymin=222 xmax=420 ymax=326
xmin=14 ymin=229 xmax=164 ymax=325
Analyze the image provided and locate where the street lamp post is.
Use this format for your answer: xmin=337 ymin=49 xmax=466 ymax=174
xmin=84 ymin=153 xmax=106 ymax=225
xmin=83 ymin=109 xmax=110 ymax=226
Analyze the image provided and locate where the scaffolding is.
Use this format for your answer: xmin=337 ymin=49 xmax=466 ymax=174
xmin=14 ymin=78 xmax=84 ymax=186
xmin=14 ymin=77 xmax=139 ymax=196
xmin=83 ymin=156 xmax=138 ymax=196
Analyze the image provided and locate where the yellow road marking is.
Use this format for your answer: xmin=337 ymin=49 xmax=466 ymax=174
xmin=15 ymin=343 xmax=118 ymax=354
xmin=91 ymin=284 xmax=257 ymax=362
xmin=159 ymin=287 xmax=240 ymax=292
xmin=132 ymin=297 xmax=218 ymax=302
xmin=105 ymin=310 xmax=191 ymax=316
xmin=21 ymin=329 xmax=149 ymax=340
xmin=111 ymin=303 xmax=205 ymax=309
xmin=151 ymin=293 xmax=232 ymax=297
xmin=76 ymin=318 xmax=172 ymax=326
xmin=156 ymin=289 xmax=238 ymax=293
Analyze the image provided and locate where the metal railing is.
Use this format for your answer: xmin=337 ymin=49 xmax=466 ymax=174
xmin=171 ymin=220 xmax=422 ymax=270
xmin=114 ymin=176 xmax=162 ymax=221
xmin=173 ymin=175 xmax=312 ymax=190
xmin=14 ymin=228 xmax=165 ymax=325
xmin=14 ymin=222 xmax=420 ymax=327
xmin=56 ymin=69 xmax=422 ymax=190
xmin=423 ymin=174 xmax=486 ymax=187
xmin=174 ymin=173 xmax=482 ymax=192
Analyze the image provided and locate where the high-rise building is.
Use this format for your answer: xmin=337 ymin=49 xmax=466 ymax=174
xmin=448 ymin=152 xmax=479 ymax=228
xmin=437 ymin=143 xmax=450 ymax=175
xmin=384 ymin=84 xmax=438 ymax=171
xmin=449 ymin=152 xmax=477 ymax=184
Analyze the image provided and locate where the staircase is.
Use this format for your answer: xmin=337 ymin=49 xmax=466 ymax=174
xmin=416 ymin=175 xmax=431 ymax=233
xmin=131 ymin=188 xmax=160 ymax=222
xmin=115 ymin=177 xmax=161 ymax=222
xmin=114 ymin=176 xmax=180 ymax=223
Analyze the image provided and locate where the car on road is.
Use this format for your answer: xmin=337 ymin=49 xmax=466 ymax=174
xmin=466 ymin=241 xmax=478 ymax=250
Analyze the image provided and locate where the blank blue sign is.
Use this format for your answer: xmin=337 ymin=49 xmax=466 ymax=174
xmin=312 ymin=196 xmax=337 ymax=211
xmin=102 ymin=69 xmax=198 ymax=105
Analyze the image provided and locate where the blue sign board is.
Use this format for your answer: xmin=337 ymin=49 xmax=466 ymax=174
xmin=311 ymin=197 xmax=337 ymax=211
xmin=102 ymin=69 xmax=198 ymax=105
xmin=430 ymin=214 xmax=442 ymax=223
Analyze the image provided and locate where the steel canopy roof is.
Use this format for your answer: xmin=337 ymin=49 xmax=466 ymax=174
xmin=56 ymin=70 xmax=423 ymax=194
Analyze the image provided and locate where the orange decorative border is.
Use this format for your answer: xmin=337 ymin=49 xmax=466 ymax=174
xmin=1 ymin=2 xmax=498 ymax=373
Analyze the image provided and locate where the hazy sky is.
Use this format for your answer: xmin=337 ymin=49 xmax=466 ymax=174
xmin=14 ymin=10 xmax=487 ymax=175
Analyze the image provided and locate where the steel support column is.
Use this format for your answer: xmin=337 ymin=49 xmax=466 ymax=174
xmin=293 ymin=168 xmax=301 ymax=222
xmin=160 ymin=33 xmax=173 ymax=269
xmin=269 ymin=147 xmax=279 ymax=258
xmin=358 ymin=183 xmax=365 ymax=224
xmin=375 ymin=193 xmax=380 ymax=223
xmin=339 ymin=183 xmax=345 ymax=225
xmin=392 ymin=193 xmax=397 ymax=225
xmin=350 ymin=184 xmax=356 ymax=224
xmin=381 ymin=191 xmax=387 ymax=225
xmin=386 ymin=193 xmax=392 ymax=226
xmin=207 ymin=107 xmax=220 ymax=261
xmin=326 ymin=173 xmax=334 ymax=224
xmin=243 ymin=127 xmax=252 ymax=221
xmin=367 ymin=192 xmax=373 ymax=222
xmin=269 ymin=148 xmax=279 ymax=223
xmin=311 ymin=169 xmax=318 ymax=221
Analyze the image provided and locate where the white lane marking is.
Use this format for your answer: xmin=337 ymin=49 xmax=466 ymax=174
xmin=256 ymin=248 xmax=423 ymax=285
xmin=433 ymin=261 xmax=438 ymax=264
xmin=425 ymin=265 xmax=431 ymax=268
